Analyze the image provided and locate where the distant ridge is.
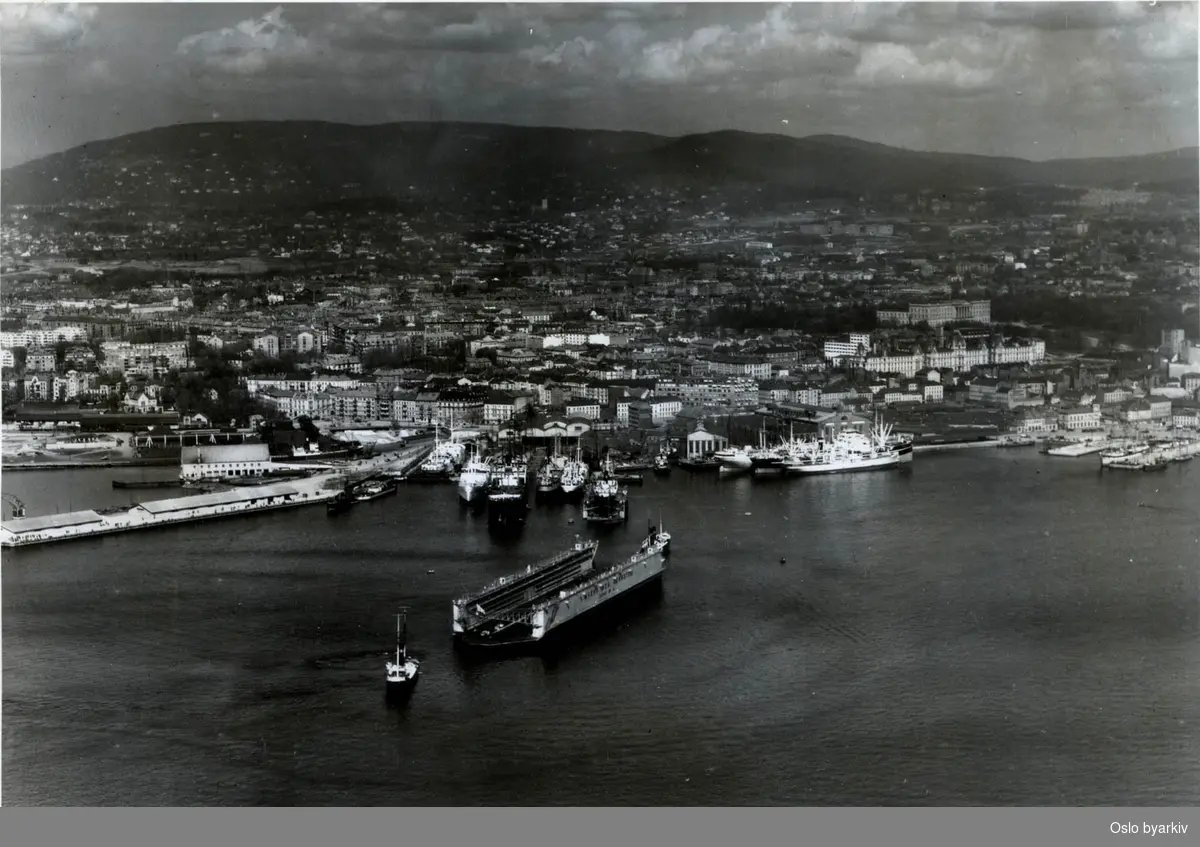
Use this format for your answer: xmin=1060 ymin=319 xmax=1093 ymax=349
xmin=2 ymin=120 xmax=1195 ymax=209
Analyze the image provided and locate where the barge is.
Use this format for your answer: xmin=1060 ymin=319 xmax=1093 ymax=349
xmin=452 ymin=525 xmax=671 ymax=656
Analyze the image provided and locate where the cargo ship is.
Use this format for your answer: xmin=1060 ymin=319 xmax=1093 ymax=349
xmin=784 ymin=419 xmax=913 ymax=475
xmin=536 ymin=454 xmax=567 ymax=498
xmin=487 ymin=454 xmax=530 ymax=531
xmin=452 ymin=524 xmax=671 ymax=654
xmin=558 ymin=450 xmax=589 ymax=499
xmin=456 ymin=447 xmax=492 ymax=505
xmin=582 ymin=460 xmax=628 ymax=525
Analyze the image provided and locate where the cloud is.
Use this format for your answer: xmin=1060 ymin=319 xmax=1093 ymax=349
xmin=853 ymin=42 xmax=998 ymax=91
xmin=522 ymin=36 xmax=599 ymax=69
xmin=620 ymin=5 xmax=858 ymax=84
xmin=1135 ymin=2 xmax=1198 ymax=60
xmin=176 ymin=6 xmax=321 ymax=75
xmin=0 ymin=3 xmax=98 ymax=56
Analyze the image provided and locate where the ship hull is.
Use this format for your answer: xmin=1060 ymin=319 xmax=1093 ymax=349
xmin=582 ymin=499 xmax=627 ymax=524
xmin=458 ymin=477 xmax=489 ymax=504
xmin=715 ymin=452 xmax=754 ymax=471
xmin=454 ymin=571 xmax=665 ymax=659
xmin=385 ymin=676 xmax=419 ymax=701
xmin=787 ymin=453 xmax=903 ymax=475
xmin=487 ymin=498 xmax=529 ymax=530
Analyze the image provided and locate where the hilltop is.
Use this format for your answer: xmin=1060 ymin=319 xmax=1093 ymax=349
xmin=2 ymin=121 xmax=1195 ymax=210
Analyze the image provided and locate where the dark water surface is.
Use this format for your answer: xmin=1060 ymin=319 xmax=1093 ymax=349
xmin=4 ymin=450 xmax=1198 ymax=805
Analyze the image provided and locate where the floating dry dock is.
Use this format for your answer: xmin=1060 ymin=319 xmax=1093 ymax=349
xmin=1 ymin=480 xmax=333 ymax=549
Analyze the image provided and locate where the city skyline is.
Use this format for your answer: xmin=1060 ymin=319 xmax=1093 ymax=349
xmin=1 ymin=1 xmax=1198 ymax=169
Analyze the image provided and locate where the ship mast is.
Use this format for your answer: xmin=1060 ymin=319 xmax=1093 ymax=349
xmin=396 ymin=609 xmax=408 ymax=663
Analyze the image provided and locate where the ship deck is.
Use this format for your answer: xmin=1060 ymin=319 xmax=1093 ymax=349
xmin=455 ymin=545 xmax=598 ymax=622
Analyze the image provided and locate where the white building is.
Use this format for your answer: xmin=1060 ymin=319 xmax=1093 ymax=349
xmin=684 ymin=422 xmax=728 ymax=458
xmin=244 ymin=376 xmax=360 ymax=395
xmin=1058 ymin=406 xmax=1101 ymax=430
xmin=823 ymin=333 xmax=871 ymax=363
xmin=649 ymin=396 xmax=683 ymax=424
xmin=180 ymin=443 xmax=274 ymax=481
xmin=253 ymin=334 xmax=280 ymax=358
xmin=100 ymin=340 xmax=189 ymax=378
xmin=0 ymin=326 xmax=88 ymax=348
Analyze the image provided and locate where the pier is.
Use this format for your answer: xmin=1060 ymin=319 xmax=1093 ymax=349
xmin=911 ymin=439 xmax=1004 ymax=454
xmin=1 ymin=442 xmax=434 ymax=550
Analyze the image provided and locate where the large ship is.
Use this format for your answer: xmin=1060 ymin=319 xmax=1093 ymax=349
xmin=785 ymin=418 xmax=913 ymax=475
xmin=536 ymin=453 xmax=567 ymax=498
xmin=487 ymin=454 xmax=530 ymax=530
xmin=558 ymin=447 xmax=589 ymax=499
xmin=714 ymin=445 xmax=755 ymax=473
xmin=457 ymin=447 xmax=492 ymax=505
xmin=1100 ymin=442 xmax=1150 ymax=467
xmin=452 ymin=525 xmax=671 ymax=654
xmin=43 ymin=433 xmax=122 ymax=454
xmin=582 ymin=459 xmax=628 ymax=524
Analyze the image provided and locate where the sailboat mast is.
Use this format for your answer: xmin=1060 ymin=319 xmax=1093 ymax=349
xmin=400 ymin=611 xmax=408 ymax=661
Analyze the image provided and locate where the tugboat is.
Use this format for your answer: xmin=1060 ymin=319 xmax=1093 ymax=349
xmin=352 ymin=477 xmax=398 ymax=502
xmin=653 ymin=451 xmax=671 ymax=476
xmin=326 ymin=485 xmax=355 ymax=515
xmin=385 ymin=609 xmax=420 ymax=700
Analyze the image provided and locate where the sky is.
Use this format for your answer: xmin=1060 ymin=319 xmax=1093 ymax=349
xmin=1 ymin=1 xmax=1197 ymax=168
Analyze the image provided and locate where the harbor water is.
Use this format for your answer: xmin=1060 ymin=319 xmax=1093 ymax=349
xmin=3 ymin=449 xmax=1198 ymax=805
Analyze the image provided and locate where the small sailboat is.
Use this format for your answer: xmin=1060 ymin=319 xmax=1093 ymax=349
xmin=385 ymin=609 xmax=420 ymax=699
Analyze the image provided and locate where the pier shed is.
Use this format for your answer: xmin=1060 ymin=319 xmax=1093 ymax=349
xmin=1 ymin=510 xmax=107 ymax=545
xmin=180 ymin=442 xmax=273 ymax=481
xmin=134 ymin=483 xmax=307 ymax=519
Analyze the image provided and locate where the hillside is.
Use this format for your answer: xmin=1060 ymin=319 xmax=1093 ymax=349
xmin=1 ymin=121 xmax=1195 ymax=210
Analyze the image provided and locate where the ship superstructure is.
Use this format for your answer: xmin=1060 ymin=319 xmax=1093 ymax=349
xmin=457 ymin=446 xmax=492 ymax=504
xmin=487 ymin=453 xmax=530 ymax=529
xmin=559 ymin=446 xmax=589 ymax=499
xmin=784 ymin=417 xmax=913 ymax=475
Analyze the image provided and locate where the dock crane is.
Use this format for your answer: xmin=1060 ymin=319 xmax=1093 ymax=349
xmin=2 ymin=494 xmax=26 ymax=519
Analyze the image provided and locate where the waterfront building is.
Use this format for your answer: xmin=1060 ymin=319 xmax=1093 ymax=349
xmin=683 ymin=422 xmax=728 ymax=458
xmin=180 ymin=443 xmax=273 ymax=481
xmin=1058 ymin=406 xmax=1102 ymax=431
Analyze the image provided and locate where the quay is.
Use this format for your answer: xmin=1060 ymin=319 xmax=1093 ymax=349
xmin=911 ymin=439 xmax=1004 ymax=454
xmin=2 ymin=458 xmax=180 ymax=472
xmin=1 ymin=442 xmax=433 ymax=550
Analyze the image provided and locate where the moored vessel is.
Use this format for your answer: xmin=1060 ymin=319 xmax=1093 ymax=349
xmin=558 ymin=446 xmax=589 ymax=499
xmin=352 ymin=477 xmax=398 ymax=502
xmin=582 ymin=459 xmax=628 ymax=525
xmin=487 ymin=453 xmax=530 ymax=531
xmin=457 ymin=446 xmax=492 ymax=505
xmin=784 ymin=418 xmax=912 ymax=476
